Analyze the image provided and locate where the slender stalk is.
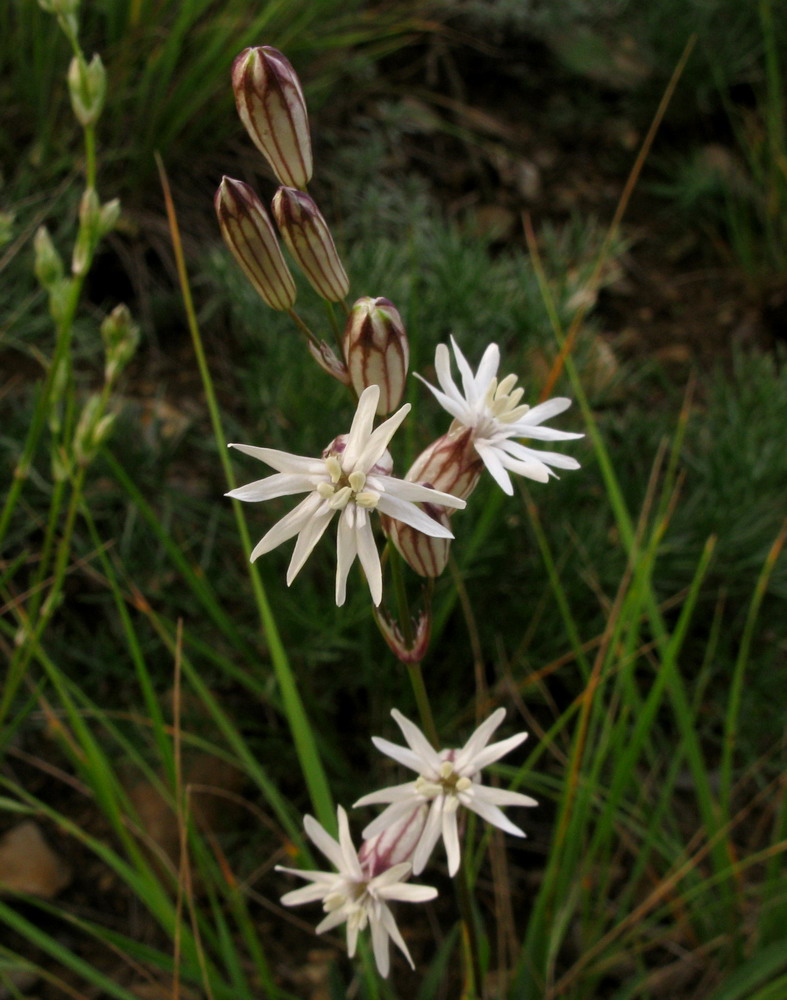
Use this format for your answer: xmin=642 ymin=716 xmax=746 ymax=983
xmin=156 ymin=154 xmax=334 ymax=829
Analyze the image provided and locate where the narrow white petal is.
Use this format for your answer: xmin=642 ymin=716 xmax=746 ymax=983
xmin=380 ymin=903 xmax=415 ymax=971
xmin=433 ymin=342 xmax=458 ymax=396
xmin=355 ymin=781 xmax=420 ymax=810
xmin=316 ymin=909 xmax=350 ymax=934
xmin=413 ymin=373 xmax=470 ymax=424
xmin=466 ymin=796 xmax=527 ymax=837
xmin=346 ymin=921 xmax=361 ymax=959
xmin=471 ymin=784 xmax=538 ymax=808
xmin=337 ymin=805 xmax=364 ymax=880
xmin=226 ymin=473 xmax=316 ymax=503
xmin=377 ymin=882 xmax=438 ymax=904
xmin=376 ymin=494 xmax=454 ymax=538
xmin=356 ymin=403 xmax=410 ymax=472
xmin=280 ymin=883 xmax=334 ymax=907
xmin=469 ymin=340 xmax=501 ymax=401
xmin=275 ymin=865 xmax=338 ymax=885
xmin=496 ymin=453 xmax=552 ymax=483
xmin=519 ymin=397 xmax=573 ymax=424
xmin=361 ymin=798 xmax=420 ymax=840
xmin=412 ymin=799 xmax=443 ymax=875
xmin=454 ymin=708 xmax=506 ymax=769
xmin=286 ymin=505 xmax=335 ymax=584
xmin=391 ymin=709 xmax=442 ymax=771
xmin=370 ymin=736 xmax=427 ymax=774
xmin=468 ymin=731 xmax=529 ymax=771
xmin=442 ymin=810 xmax=461 ymax=876
xmin=229 ymin=443 xmax=324 ymax=475
xmin=334 ymin=507 xmax=358 ymax=606
xmin=499 ymin=438 xmax=581 ymax=470
xmin=249 ymin=493 xmax=324 ymax=562
xmin=303 ymin=814 xmax=345 ymax=871
xmin=505 ymin=424 xmax=583 ymax=441
xmin=378 ymin=477 xmax=467 ymax=509
xmin=342 ymin=386 xmax=379 ymax=470
xmin=475 ymin=441 xmax=515 ymax=495
xmin=370 ymin=908 xmax=391 ymax=977
xmin=370 ymin=863 xmax=412 ymax=888
xmin=355 ymin=512 xmax=383 ymax=605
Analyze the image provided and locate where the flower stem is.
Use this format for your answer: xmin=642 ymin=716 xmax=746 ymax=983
xmin=457 ymin=847 xmax=484 ymax=999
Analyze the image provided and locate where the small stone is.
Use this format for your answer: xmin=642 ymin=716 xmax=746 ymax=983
xmin=0 ymin=821 xmax=71 ymax=899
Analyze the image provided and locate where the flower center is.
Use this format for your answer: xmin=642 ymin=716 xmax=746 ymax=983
xmin=415 ymin=760 xmax=472 ymax=801
xmin=316 ymin=456 xmax=380 ymax=510
xmin=483 ymin=374 xmax=530 ymax=425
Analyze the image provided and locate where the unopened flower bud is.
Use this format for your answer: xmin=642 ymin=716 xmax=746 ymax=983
xmin=272 ymin=187 xmax=349 ymax=302
xmin=68 ymin=53 xmax=106 ymax=127
xmin=308 ymin=339 xmax=350 ymax=385
xmin=34 ymin=226 xmax=64 ymax=290
xmin=72 ymin=187 xmax=101 ymax=276
xmin=101 ymin=304 xmax=140 ymax=382
xmin=405 ymin=427 xmax=483 ymax=502
xmin=343 ymin=297 xmax=409 ymax=414
xmin=358 ymin=805 xmax=428 ymax=878
xmin=232 ymin=46 xmax=312 ymax=189
xmin=383 ymin=428 xmax=481 ymax=577
xmin=383 ymin=503 xmax=452 ymax=578
xmin=215 ymin=177 xmax=296 ymax=310
xmin=99 ymin=198 xmax=121 ymax=236
xmin=373 ymin=605 xmax=432 ymax=664
xmin=74 ymin=394 xmax=115 ymax=465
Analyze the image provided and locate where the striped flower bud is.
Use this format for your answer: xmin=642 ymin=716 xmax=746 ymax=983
xmin=232 ymin=46 xmax=312 ymax=190
xmin=272 ymin=187 xmax=349 ymax=302
xmin=343 ymin=297 xmax=409 ymax=414
xmin=358 ymin=805 xmax=428 ymax=878
xmin=215 ymin=177 xmax=296 ymax=311
xmin=373 ymin=604 xmax=432 ymax=664
xmin=383 ymin=428 xmax=481 ymax=577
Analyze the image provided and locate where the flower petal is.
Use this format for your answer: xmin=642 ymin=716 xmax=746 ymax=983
xmin=303 ymin=814 xmax=345 ymax=871
xmin=285 ymin=503 xmax=335 ymax=584
xmin=341 ymin=385 xmax=379 ymax=470
xmin=442 ymin=808 xmax=461 ymax=876
xmin=377 ymin=476 xmax=467 ymax=510
xmin=249 ymin=492 xmax=325 ymax=562
xmin=454 ymin=708 xmax=506 ymax=770
xmin=474 ymin=440 xmax=515 ymax=494
xmin=355 ymin=403 xmax=411 ymax=472
xmin=391 ymin=709 xmax=443 ymax=771
xmin=465 ymin=796 xmax=527 ymax=837
xmin=229 ymin=443 xmax=324 ymax=475
xmin=334 ymin=506 xmax=359 ymax=606
xmin=369 ymin=736 xmax=428 ymax=775
xmin=355 ymin=509 xmax=383 ymax=605
xmin=376 ymin=494 xmax=455 ymax=538
xmin=412 ymin=798 xmax=443 ymax=875
xmin=225 ymin=472 xmax=316 ymax=503
xmin=467 ymin=731 xmax=528 ymax=771
xmin=520 ymin=397 xmax=573 ymax=425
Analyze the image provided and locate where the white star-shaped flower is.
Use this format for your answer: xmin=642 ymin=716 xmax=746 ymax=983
xmin=276 ymin=806 xmax=437 ymax=978
xmin=416 ymin=336 xmax=583 ymax=495
xmin=355 ymin=708 xmax=537 ymax=876
xmin=227 ymin=385 xmax=466 ymax=605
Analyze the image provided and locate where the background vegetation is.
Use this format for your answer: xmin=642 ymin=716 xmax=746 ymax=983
xmin=1 ymin=0 xmax=785 ymax=997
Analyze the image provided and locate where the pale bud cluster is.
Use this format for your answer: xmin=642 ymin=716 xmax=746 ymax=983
xmin=67 ymin=53 xmax=106 ymax=127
